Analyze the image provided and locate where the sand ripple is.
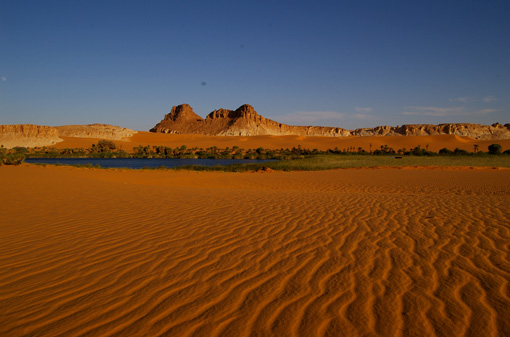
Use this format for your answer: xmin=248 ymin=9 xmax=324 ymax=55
xmin=1 ymin=166 xmax=509 ymax=336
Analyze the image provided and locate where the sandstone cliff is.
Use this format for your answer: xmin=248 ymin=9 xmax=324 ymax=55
xmin=1 ymin=124 xmax=137 ymax=148
xmin=55 ymin=124 xmax=137 ymax=140
xmin=150 ymin=104 xmax=351 ymax=137
xmin=151 ymin=104 xmax=510 ymax=140
xmin=0 ymin=125 xmax=62 ymax=148
xmin=353 ymin=123 xmax=510 ymax=139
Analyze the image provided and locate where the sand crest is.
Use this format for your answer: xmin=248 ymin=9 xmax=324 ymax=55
xmin=1 ymin=165 xmax=509 ymax=336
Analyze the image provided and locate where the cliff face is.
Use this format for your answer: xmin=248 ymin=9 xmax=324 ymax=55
xmin=0 ymin=125 xmax=62 ymax=148
xmin=354 ymin=123 xmax=510 ymax=139
xmin=0 ymin=124 xmax=137 ymax=149
xmin=151 ymin=104 xmax=510 ymax=140
xmin=55 ymin=124 xmax=137 ymax=140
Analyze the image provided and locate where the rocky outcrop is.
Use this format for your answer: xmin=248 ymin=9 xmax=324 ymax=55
xmin=151 ymin=104 xmax=510 ymax=140
xmin=0 ymin=125 xmax=62 ymax=148
xmin=151 ymin=104 xmax=351 ymax=137
xmin=353 ymin=123 xmax=510 ymax=139
xmin=150 ymin=104 xmax=206 ymax=135
xmin=1 ymin=124 xmax=137 ymax=148
xmin=55 ymin=124 xmax=137 ymax=140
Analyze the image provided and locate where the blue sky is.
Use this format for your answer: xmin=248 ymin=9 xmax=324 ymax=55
xmin=1 ymin=0 xmax=508 ymax=131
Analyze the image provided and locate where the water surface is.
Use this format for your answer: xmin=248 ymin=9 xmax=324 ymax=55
xmin=26 ymin=158 xmax=272 ymax=169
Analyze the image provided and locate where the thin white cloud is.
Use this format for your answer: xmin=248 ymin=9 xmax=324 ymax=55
xmin=275 ymin=111 xmax=347 ymax=125
xmin=402 ymin=106 xmax=497 ymax=117
xmin=449 ymin=97 xmax=470 ymax=102
xmin=449 ymin=95 xmax=498 ymax=103
xmin=0 ymin=76 xmax=6 ymax=82
xmin=352 ymin=113 xmax=372 ymax=120
xmin=482 ymin=96 xmax=497 ymax=102
xmin=403 ymin=106 xmax=464 ymax=117
xmin=475 ymin=108 xmax=498 ymax=115
xmin=275 ymin=110 xmax=376 ymax=126
xmin=355 ymin=107 xmax=373 ymax=112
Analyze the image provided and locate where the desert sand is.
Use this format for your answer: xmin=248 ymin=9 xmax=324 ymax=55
xmin=1 ymin=164 xmax=509 ymax=336
xmin=51 ymin=132 xmax=510 ymax=153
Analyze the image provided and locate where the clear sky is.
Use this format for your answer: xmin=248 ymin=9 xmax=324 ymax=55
xmin=1 ymin=0 xmax=509 ymax=131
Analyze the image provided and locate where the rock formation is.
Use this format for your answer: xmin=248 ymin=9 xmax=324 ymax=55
xmin=0 ymin=124 xmax=137 ymax=148
xmin=150 ymin=104 xmax=351 ymax=137
xmin=151 ymin=104 xmax=510 ymax=140
xmin=353 ymin=123 xmax=510 ymax=139
xmin=0 ymin=125 xmax=62 ymax=148
xmin=55 ymin=124 xmax=137 ymax=140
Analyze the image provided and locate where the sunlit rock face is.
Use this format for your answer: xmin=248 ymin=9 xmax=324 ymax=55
xmin=0 ymin=124 xmax=137 ymax=148
xmin=54 ymin=124 xmax=137 ymax=140
xmin=150 ymin=104 xmax=510 ymax=140
xmin=150 ymin=104 xmax=351 ymax=137
xmin=0 ymin=124 xmax=62 ymax=148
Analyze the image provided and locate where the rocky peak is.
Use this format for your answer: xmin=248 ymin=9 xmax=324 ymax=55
xmin=207 ymin=109 xmax=233 ymax=119
xmin=165 ymin=104 xmax=204 ymax=122
xmin=206 ymin=105 xmax=259 ymax=120
xmin=230 ymin=104 xmax=257 ymax=118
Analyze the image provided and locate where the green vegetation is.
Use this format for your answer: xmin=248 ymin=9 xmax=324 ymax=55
xmin=488 ymin=143 xmax=503 ymax=155
xmin=34 ymin=154 xmax=506 ymax=172
xmin=18 ymin=140 xmax=509 ymax=160
xmin=5 ymin=140 xmax=509 ymax=170
xmin=0 ymin=147 xmax=26 ymax=165
xmin=170 ymin=154 xmax=510 ymax=172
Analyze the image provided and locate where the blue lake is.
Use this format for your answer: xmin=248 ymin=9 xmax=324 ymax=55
xmin=25 ymin=158 xmax=273 ymax=169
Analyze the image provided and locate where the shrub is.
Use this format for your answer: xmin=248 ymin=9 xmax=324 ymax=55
xmin=1 ymin=153 xmax=26 ymax=165
xmin=96 ymin=139 xmax=117 ymax=152
xmin=488 ymin=144 xmax=502 ymax=155
xmin=454 ymin=148 xmax=469 ymax=155
xmin=12 ymin=146 xmax=28 ymax=154
xmin=439 ymin=148 xmax=453 ymax=155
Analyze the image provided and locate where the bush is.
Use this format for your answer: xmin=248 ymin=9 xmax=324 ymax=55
xmin=12 ymin=146 xmax=29 ymax=154
xmin=454 ymin=148 xmax=469 ymax=155
xmin=439 ymin=148 xmax=453 ymax=155
xmin=488 ymin=144 xmax=502 ymax=155
xmin=1 ymin=153 xmax=26 ymax=165
xmin=91 ymin=140 xmax=117 ymax=153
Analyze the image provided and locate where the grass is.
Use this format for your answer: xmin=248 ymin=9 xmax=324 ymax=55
xmin=173 ymin=155 xmax=510 ymax=172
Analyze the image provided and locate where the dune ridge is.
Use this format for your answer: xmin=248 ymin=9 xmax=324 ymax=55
xmin=1 ymin=165 xmax=509 ymax=336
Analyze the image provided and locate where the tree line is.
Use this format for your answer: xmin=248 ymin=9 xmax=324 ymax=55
xmin=1 ymin=140 xmax=508 ymax=166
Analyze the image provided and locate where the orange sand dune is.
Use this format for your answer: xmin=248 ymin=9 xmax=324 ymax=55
xmin=1 ymin=165 xmax=509 ymax=336
xmin=51 ymin=132 xmax=510 ymax=153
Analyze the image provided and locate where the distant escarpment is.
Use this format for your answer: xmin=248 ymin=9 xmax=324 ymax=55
xmin=353 ymin=123 xmax=510 ymax=140
xmin=1 ymin=124 xmax=136 ymax=148
xmin=151 ymin=104 xmax=510 ymax=140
